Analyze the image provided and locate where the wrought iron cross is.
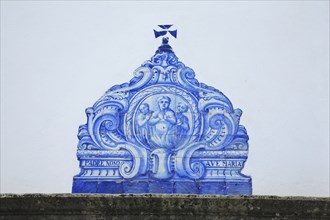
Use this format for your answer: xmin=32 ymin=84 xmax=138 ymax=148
xmin=153 ymin=25 xmax=177 ymax=39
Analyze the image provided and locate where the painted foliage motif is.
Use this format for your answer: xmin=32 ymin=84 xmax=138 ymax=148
xmin=73 ymin=27 xmax=252 ymax=194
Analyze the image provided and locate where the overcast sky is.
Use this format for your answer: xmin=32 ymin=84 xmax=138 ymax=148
xmin=1 ymin=1 xmax=329 ymax=196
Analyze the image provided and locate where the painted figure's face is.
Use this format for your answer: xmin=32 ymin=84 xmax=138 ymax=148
xmin=158 ymin=98 xmax=170 ymax=110
xmin=177 ymin=103 xmax=187 ymax=113
xmin=139 ymin=104 xmax=149 ymax=114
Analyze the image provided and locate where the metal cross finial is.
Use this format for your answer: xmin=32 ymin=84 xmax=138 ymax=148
xmin=153 ymin=25 xmax=177 ymax=40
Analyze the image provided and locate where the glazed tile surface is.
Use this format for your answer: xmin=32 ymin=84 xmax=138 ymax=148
xmin=73 ymin=27 xmax=252 ymax=194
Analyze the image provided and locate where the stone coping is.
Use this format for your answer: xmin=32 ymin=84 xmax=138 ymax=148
xmin=1 ymin=194 xmax=329 ymax=220
xmin=1 ymin=193 xmax=329 ymax=199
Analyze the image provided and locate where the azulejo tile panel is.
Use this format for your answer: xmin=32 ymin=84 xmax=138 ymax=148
xmin=73 ymin=28 xmax=252 ymax=194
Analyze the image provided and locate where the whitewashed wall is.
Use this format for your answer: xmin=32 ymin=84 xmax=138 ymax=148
xmin=1 ymin=1 xmax=329 ymax=196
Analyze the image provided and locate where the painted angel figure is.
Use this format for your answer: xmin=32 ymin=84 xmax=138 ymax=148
xmin=136 ymin=103 xmax=152 ymax=146
xmin=176 ymin=102 xmax=190 ymax=145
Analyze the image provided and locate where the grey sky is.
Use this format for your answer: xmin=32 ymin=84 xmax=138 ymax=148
xmin=1 ymin=1 xmax=329 ymax=196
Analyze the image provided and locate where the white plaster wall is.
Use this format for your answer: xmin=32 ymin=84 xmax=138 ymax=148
xmin=1 ymin=1 xmax=329 ymax=196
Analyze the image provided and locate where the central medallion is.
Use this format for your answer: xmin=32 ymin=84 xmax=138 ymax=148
xmin=126 ymin=85 xmax=200 ymax=151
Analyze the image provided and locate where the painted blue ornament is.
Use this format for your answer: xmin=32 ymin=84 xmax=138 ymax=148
xmin=72 ymin=26 xmax=252 ymax=194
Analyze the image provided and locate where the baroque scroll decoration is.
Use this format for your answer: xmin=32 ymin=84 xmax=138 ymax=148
xmin=73 ymin=35 xmax=252 ymax=195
